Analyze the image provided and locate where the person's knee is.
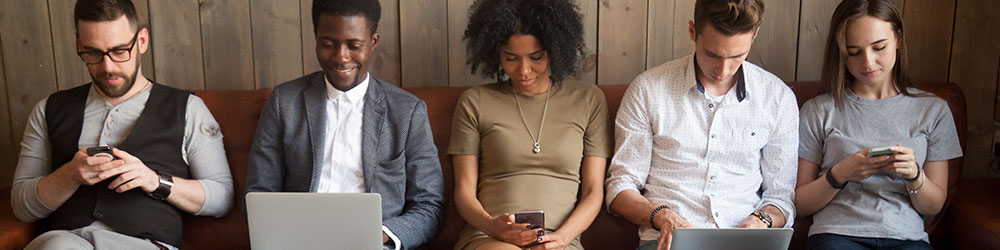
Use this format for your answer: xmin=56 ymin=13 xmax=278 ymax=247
xmin=24 ymin=230 xmax=93 ymax=250
xmin=636 ymin=240 xmax=659 ymax=250
xmin=806 ymin=234 xmax=865 ymax=250
xmin=476 ymin=241 xmax=522 ymax=250
xmin=895 ymin=241 xmax=934 ymax=250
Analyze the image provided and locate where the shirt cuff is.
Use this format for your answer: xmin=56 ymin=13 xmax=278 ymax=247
xmin=382 ymin=225 xmax=401 ymax=250
xmin=14 ymin=178 xmax=56 ymax=221
xmin=193 ymin=179 xmax=232 ymax=217
xmin=758 ymin=201 xmax=794 ymax=228
xmin=605 ymin=182 xmax=639 ymax=213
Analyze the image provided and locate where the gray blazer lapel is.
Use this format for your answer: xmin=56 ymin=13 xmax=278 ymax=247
xmin=304 ymin=73 xmax=328 ymax=192
xmin=361 ymin=77 xmax=386 ymax=193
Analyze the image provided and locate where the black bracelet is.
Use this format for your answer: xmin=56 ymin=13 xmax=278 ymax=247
xmin=905 ymin=166 xmax=921 ymax=182
xmin=649 ymin=205 xmax=669 ymax=231
xmin=825 ymin=167 xmax=846 ymax=189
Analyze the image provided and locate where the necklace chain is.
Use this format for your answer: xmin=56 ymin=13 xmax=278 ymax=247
xmin=512 ymin=84 xmax=550 ymax=154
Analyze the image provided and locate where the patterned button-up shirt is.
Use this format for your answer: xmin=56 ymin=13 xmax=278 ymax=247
xmin=605 ymin=55 xmax=798 ymax=241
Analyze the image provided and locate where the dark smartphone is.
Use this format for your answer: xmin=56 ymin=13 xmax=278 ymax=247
xmin=86 ymin=146 xmax=117 ymax=160
xmin=515 ymin=210 xmax=545 ymax=248
xmin=515 ymin=210 xmax=544 ymax=230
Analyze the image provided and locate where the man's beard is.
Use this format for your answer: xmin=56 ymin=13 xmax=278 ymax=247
xmin=92 ymin=63 xmax=140 ymax=98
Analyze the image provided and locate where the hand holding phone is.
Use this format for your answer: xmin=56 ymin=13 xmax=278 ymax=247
xmin=867 ymin=146 xmax=894 ymax=158
xmin=86 ymin=146 xmax=117 ymax=161
xmin=515 ymin=210 xmax=545 ymax=248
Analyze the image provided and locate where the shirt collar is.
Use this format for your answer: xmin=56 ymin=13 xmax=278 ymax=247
xmin=688 ymin=54 xmax=749 ymax=102
xmin=325 ymin=72 xmax=370 ymax=104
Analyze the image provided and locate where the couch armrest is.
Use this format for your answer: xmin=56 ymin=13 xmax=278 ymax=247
xmin=941 ymin=178 xmax=1000 ymax=250
xmin=0 ymin=187 xmax=37 ymax=249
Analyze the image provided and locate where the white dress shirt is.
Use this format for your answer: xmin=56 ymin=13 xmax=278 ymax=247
xmin=319 ymin=74 xmax=400 ymax=250
xmin=605 ymin=55 xmax=798 ymax=241
xmin=318 ymin=74 xmax=368 ymax=194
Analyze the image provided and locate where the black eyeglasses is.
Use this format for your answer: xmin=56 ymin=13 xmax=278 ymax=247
xmin=77 ymin=31 xmax=140 ymax=64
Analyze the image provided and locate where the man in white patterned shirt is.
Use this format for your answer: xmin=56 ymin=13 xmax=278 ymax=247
xmin=604 ymin=1 xmax=798 ymax=249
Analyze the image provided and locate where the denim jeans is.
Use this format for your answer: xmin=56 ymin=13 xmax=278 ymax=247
xmin=805 ymin=233 xmax=933 ymax=250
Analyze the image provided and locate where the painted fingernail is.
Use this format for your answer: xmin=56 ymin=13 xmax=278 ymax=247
xmin=526 ymin=225 xmax=532 ymax=229
xmin=537 ymin=237 xmax=543 ymax=242
xmin=537 ymin=230 xmax=544 ymax=236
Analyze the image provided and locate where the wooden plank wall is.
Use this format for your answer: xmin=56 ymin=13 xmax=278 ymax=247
xmin=2 ymin=0 xmax=999 ymax=188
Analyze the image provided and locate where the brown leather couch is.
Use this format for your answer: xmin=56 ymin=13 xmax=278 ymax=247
xmin=0 ymin=81 xmax=987 ymax=249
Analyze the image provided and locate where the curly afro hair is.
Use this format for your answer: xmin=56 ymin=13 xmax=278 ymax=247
xmin=463 ymin=0 xmax=586 ymax=83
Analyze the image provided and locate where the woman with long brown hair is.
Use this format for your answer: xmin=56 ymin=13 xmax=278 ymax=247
xmin=794 ymin=0 xmax=962 ymax=249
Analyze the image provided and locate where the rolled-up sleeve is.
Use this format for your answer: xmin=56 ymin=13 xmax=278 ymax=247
xmin=183 ymin=96 xmax=234 ymax=217
xmin=757 ymin=88 xmax=799 ymax=226
xmin=604 ymin=78 xmax=653 ymax=212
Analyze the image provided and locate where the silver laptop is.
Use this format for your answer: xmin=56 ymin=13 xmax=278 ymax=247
xmin=246 ymin=192 xmax=382 ymax=250
xmin=670 ymin=228 xmax=794 ymax=250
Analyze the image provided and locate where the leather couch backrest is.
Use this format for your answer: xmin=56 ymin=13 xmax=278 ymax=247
xmin=184 ymin=89 xmax=270 ymax=250
xmin=183 ymin=81 xmax=965 ymax=250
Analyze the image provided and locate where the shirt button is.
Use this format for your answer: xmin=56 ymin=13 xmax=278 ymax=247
xmin=711 ymin=134 xmax=716 ymax=139
xmin=710 ymin=175 xmax=717 ymax=180
xmin=714 ymin=212 xmax=719 ymax=217
xmin=93 ymin=211 xmax=104 ymax=219
xmin=708 ymin=103 xmax=715 ymax=109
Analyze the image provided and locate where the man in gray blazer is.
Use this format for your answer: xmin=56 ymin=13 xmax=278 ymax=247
xmin=244 ymin=0 xmax=444 ymax=249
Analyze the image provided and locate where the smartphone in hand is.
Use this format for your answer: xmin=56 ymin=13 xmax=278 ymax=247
xmin=515 ymin=210 xmax=544 ymax=229
xmin=515 ymin=210 xmax=545 ymax=247
xmin=86 ymin=145 xmax=117 ymax=160
xmin=867 ymin=146 xmax=894 ymax=158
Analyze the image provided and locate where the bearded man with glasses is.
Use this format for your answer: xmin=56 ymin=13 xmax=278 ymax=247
xmin=10 ymin=0 xmax=234 ymax=249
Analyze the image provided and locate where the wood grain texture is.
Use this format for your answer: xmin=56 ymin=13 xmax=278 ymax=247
xmin=795 ymin=0 xmax=842 ymax=81
xmin=949 ymin=0 xmax=1000 ymax=177
xmin=301 ymin=0 xmax=322 ymax=75
xmin=646 ymin=0 xmax=675 ymax=70
xmin=0 ymin=32 xmax=14 ymax=188
xmin=575 ymin=0 xmax=598 ymax=85
xmin=149 ymin=0 xmax=205 ymax=90
xmin=250 ymin=0 xmax=303 ymax=89
xmin=47 ymin=0 xmax=91 ymax=90
xmin=200 ymin=0 xmax=254 ymax=90
xmin=372 ymin=0 xmax=401 ymax=85
xmin=0 ymin=0 xmax=59 ymax=158
xmin=597 ymin=0 xmax=647 ymax=85
xmin=902 ymin=0 xmax=955 ymax=83
xmin=399 ymin=0 xmax=448 ymax=87
xmin=672 ymin=0 xmax=696 ymax=60
xmin=132 ymin=0 xmax=156 ymax=81
xmin=447 ymin=0 xmax=491 ymax=87
xmin=747 ymin=0 xmax=799 ymax=81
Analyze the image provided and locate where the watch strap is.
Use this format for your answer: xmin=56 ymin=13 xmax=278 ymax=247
xmin=751 ymin=210 xmax=773 ymax=228
xmin=825 ymin=167 xmax=846 ymax=189
xmin=149 ymin=171 xmax=173 ymax=200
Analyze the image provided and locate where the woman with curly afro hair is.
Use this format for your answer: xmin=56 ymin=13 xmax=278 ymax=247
xmin=446 ymin=0 xmax=611 ymax=249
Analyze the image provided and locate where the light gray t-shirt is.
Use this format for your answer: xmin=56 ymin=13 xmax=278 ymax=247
xmin=798 ymin=88 xmax=963 ymax=242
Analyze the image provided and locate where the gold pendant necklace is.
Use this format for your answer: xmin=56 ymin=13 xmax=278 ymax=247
xmin=512 ymin=84 xmax=549 ymax=154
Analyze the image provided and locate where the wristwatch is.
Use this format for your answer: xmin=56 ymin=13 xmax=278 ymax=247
xmin=751 ymin=210 xmax=773 ymax=228
xmin=149 ymin=171 xmax=174 ymax=200
xmin=825 ymin=167 xmax=846 ymax=189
